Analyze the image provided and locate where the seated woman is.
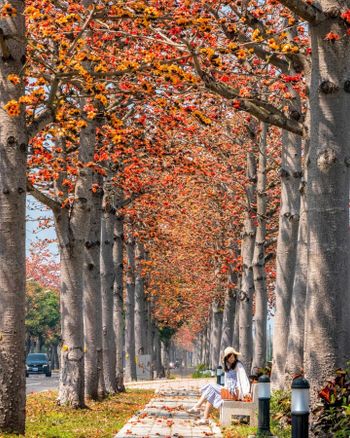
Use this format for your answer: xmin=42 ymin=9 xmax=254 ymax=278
xmin=187 ymin=346 xmax=250 ymax=425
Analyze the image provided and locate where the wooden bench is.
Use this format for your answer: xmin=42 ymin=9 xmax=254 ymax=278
xmin=220 ymin=382 xmax=258 ymax=427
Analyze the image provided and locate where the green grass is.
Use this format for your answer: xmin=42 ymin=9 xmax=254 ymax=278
xmin=192 ymin=370 xmax=212 ymax=378
xmin=1 ymin=389 xmax=154 ymax=438
xmin=222 ymin=419 xmax=291 ymax=438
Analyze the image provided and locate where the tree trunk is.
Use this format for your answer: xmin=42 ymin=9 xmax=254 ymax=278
xmin=304 ymin=12 xmax=350 ymax=399
xmin=271 ymin=130 xmax=301 ymax=389
xmin=146 ymin=306 xmax=154 ymax=379
xmin=53 ymin=344 xmax=60 ymax=370
xmin=58 ymin=239 xmax=87 ymax=407
xmin=232 ymin=286 xmax=240 ymax=352
xmin=146 ymin=300 xmax=153 ymax=358
xmin=114 ymin=210 xmax=125 ymax=392
xmin=203 ymin=319 xmax=211 ymax=367
xmin=83 ymin=176 xmax=105 ymax=400
xmin=285 ymin=123 xmax=310 ymax=380
xmin=194 ymin=337 xmax=201 ymax=366
xmin=154 ymin=327 xmax=164 ymax=378
xmin=220 ymin=289 xmax=236 ymax=351
xmin=57 ymin=119 xmax=95 ymax=407
xmin=25 ymin=336 xmax=32 ymax=356
xmin=35 ymin=337 xmax=41 ymax=353
xmin=252 ymin=124 xmax=268 ymax=372
xmin=135 ymin=242 xmax=146 ymax=356
xmin=49 ymin=344 xmax=59 ymax=370
xmin=285 ymin=181 xmax=308 ymax=378
xmin=101 ymin=184 xmax=117 ymax=393
xmin=0 ymin=3 xmax=26 ymax=432
xmin=210 ymin=300 xmax=223 ymax=369
xmin=239 ymin=153 xmax=256 ymax=371
xmin=162 ymin=340 xmax=171 ymax=378
xmin=125 ymin=228 xmax=137 ymax=381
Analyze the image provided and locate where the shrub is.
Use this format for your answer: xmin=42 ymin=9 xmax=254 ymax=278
xmin=270 ymin=389 xmax=292 ymax=428
xmin=311 ymin=364 xmax=350 ymax=437
xmin=192 ymin=363 xmax=212 ymax=378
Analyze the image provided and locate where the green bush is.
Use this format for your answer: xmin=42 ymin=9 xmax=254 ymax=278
xmin=196 ymin=363 xmax=208 ymax=371
xmin=269 ymin=389 xmax=292 ymax=437
xmin=192 ymin=363 xmax=212 ymax=378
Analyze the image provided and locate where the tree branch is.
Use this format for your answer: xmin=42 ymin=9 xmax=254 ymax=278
xmin=201 ymin=70 xmax=303 ymax=135
xmin=209 ymin=5 xmax=290 ymax=73
xmin=115 ymin=191 xmax=146 ymax=210
xmin=226 ymin=3 xmax=309 ymax=73
xmin=277 ymin=0 xmax=324 ymax=23
xmin=28 ymin=108 xmax=54 ymax=139
xmin=27 ymin=181 xmax=61 ymax=212
xmin=188 ymin=45 xmax=304 ymax=135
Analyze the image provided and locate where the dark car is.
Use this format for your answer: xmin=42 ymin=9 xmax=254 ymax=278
xmin=26 ymin=353 xmax=52 ymax=377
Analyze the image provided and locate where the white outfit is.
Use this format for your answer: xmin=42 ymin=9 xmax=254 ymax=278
xmin=200 ymin=361 xmax=250 ymax=409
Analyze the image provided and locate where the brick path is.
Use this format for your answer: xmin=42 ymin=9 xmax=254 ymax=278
xmin=116 ymin=378 xmax=223 ymax=438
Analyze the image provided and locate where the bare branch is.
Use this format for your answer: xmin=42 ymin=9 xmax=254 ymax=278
xmin=27 ymin=181 xmax=61 ymax=212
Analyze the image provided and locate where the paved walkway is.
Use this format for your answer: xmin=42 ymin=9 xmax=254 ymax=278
xmin=116 ymin=378 xmax=222 ymax=437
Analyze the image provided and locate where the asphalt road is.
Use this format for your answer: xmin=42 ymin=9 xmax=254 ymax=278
xmin=25 ymin=368 xmax=196 ymax=395
xmin=26 ymin=373 xmax=59 ymax=395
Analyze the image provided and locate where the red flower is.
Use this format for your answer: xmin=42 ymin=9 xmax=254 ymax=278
xmin=233 ymin=99 xmax=240 ymax=109
xmin=341 ymin=9 xmax=350 ymax=24
xmin=281 ymin=74 xmax=302 ymax=83
xmin=325 ymin=32 xmax=340 ymax=41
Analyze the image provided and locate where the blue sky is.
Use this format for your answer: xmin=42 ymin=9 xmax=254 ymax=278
xmin=26 ymin=196 xmax=57 ymax=256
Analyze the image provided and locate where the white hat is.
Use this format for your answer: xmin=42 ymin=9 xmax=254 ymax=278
xmin=223 ymin=346 xmax=241 ymax=362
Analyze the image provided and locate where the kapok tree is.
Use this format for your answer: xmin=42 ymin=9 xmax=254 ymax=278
xmin=122 ymin=0 xmax=350 ymax=400
xmin=0 ymin=1 xmax=27 ymax=433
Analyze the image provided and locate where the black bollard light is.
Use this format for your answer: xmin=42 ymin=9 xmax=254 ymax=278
xmin=216 ymin=365 xmax=224 ymax=385
xmin=257 ymin=375 xmax=272 ymax=436
xmin=291 ymin=377 xmax=310 ymax=438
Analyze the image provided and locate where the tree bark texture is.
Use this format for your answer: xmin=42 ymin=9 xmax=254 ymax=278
xmin=210 ymin=300 xmax=223 ymax=369
xmin=113 ymin=209 xmax=125 ymax=391
xmin=161 ymin=340 xmax=171 ymax=378
xmin=271 ymin=130 xmax=301 ymax=389
xmin=83 ymin=176 xmax=105 ymax=400
xmin=100 ymin=183 xmax=117 ymax=393
xmin=0 ymin=3 xmax=26 ymax=431
xmin=232 ymin=286 xmax=240 ymax=352
xmin=220 ymin=289 xmax=236 ymax=351
xmin=57 ymin=119 xmax=95 ymax=407
xmin=203 ymin=318 xmax=211 ymax=366
xmin=285 ymin=122 xmax=310 ymax=380
xmin=304 ymin=7 xmax=350 ymax=400
xmin=153 ymin=327 xmax=164 ymax=378
xmin=252 ymin=124 xmax=268 ymax=372
xmin=135 ymin=242 xmax=147 ymax=356
xmin=239 ymin=153 xmax=256 ymax=372
xmin=146 ymin=300 xmax=153 ymax=357
xmin=125 ymin=228 xmax=137 ymax=381
xmin=285 ymin=179 xmax=308 ymax=378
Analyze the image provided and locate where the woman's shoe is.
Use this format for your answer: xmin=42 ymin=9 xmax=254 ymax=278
xmin=187 ymin=406 xmax=201 ymax=414
xmin=195 ymin=418 xmax=209 ymax=425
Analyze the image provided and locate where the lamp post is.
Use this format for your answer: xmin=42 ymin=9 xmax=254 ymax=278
xmin=291 ymin=377 xmax=310 ymax=438
xmin=216 ymin=365 xmax=224 ymax=385
xmin=257 ymin=375 xmax=272 ymax=436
